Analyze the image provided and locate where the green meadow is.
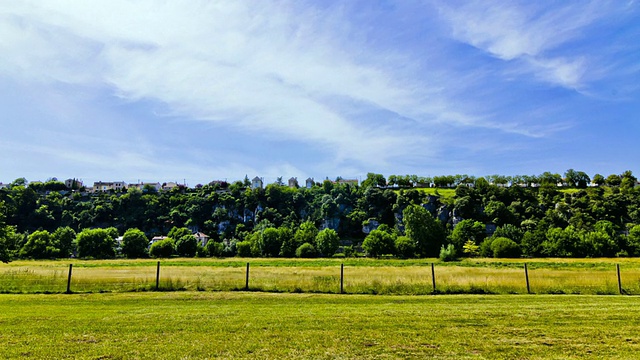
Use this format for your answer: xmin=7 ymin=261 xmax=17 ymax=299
xmin=2 ymin=257 xmax=640 ymax=295
xmin=1 ymin=292 xmax=640 ymax=359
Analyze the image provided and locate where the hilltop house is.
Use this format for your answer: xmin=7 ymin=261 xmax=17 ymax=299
xmin=93 ymin=181 xmax=126 ymax=192
xmin=305 ymin=177 xmax=314 ymax=189
xmin=193 ymin=232 xmax=210 ymax=247
xmin=129 ymin=182 xmax=162 ymax=192
xmin=252 ymin=176 xmax=263 ymax=189
xmin=288 ymin=177 xmax=298 ymax=188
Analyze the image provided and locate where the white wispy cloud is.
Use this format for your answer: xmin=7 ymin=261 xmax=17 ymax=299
xmin=435 ymin=0 xmax=613 ymax=89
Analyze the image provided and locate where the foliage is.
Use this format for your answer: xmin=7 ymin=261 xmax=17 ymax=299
xmin=449 ymin=219 xmax=485 ymax=252
xmin=295 ymin=243 xmax=317 ymax=258
xmin=149 ymin=238 xmax=175 ymax=258
xmin=52 ymin=226 xmax=76 ymax=258
xmin=236 ymin=241 xmax=252 ymax=257
xmin=394 ymin=236 xmax=415 ymax=258
xmin=403 ymin=205 xmax=445 ymax=257
xmin=490 ymin=237 xmax=521 ymax=258
xmin=439 ymin=244 xmax=458 ymax=262
xmin=19 ymin=230 xmax=59 ymax=259
xmin=176 ymin=234 xmax=198 ymax=257
xmin=76 ymin=228 xmax=116 ymax=259
xmin=315 ymin=228 xmax=340 ymax=257
xmin=121 ymin=228 xmax=148 ymax=258
xmin=205 ymin=241 xmax=224 ymax=257
xmin=362 ymin=229 xmax=396 ymax=257
xmin=462 ymin=240 xmax=480 ymax=257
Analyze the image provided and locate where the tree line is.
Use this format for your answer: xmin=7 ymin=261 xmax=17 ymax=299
xmin=1 ymin=169 xmax=639 ymax=262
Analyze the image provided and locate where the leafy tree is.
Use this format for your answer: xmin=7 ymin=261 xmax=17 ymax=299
xmin=236 ymin=241 xmax=252 ymax=257
xmin=296 ymin=243 xmax=316 ymax=258
xmin=121 ymin=228 xmax=149 ymax=258
xmin=490 ymin=237 xmax=520 ymax=258
xmin=395 ymin=236 xmax=415 ymax=258
xmin=205 ymin=240 xmax=224 ymax=257
xmin=52 ymin=226 xmax=76 ymax=258
xmin=361 ymin=173 xmax=386 ymax=188
xmin=149 ymin=238 xmax=175 ymax=258
xmin=294 ymin=221 xmax=318 ymax=249
xmin=627 ymin=225 xmax=640 ymax=256
xmin=278 ymin=227 xmax=297 ymax=257
xmin=168 ymin=227 xmax=192 ymax=241
xmin=592 ymin=174 xmax=605 ymax=186
xmin=19 ymin=230 xmax=59 ymax=259
xmin=315 ymin=228 xmax=340 ymax=257
xmin=259 ymin=227 xmax=282 ymax=257
xmin=449 ymin=220 xmax=485 ymax=252
xmin=439 ymin=244 xmax=458 ymax=262
xmin=403 ymin=205 xmax=445 ymax=257
xmin=362 ymin=229 xmax=395 ymax=257
xmin=176 ymin=234 xmax=198 ymax=257
xmin=76 ymin=228 xmax=116 ymax=259
xmin=462 ymin=240 xmax=480 ymax=257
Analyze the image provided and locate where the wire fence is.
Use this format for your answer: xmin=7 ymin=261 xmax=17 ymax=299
xmin=1 ymin=261 xmax=638 ymax=295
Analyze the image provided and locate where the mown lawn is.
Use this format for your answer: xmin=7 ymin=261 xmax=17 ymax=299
xmin=1 ymin=292 xmax=639 ymax=359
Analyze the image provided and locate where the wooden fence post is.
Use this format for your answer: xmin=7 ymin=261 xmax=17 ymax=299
xmin=617 ymin=264 xmax=622 ymax=295
xmin=340 ymin=263 xmax=344 ymax=294
xmin=431 ymin=263 xmax=436 ymax=293
xmin=245 ymin=262 xmax=250 ymax=291
xmin=524 ymin=263 xmax=531 ymax=294
xmin=66 ymin=264 xmax=73 ymax=294
xmin=155 ymin=261 xmax=160 ymax=291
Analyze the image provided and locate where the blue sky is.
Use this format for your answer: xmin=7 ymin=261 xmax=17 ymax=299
xmin=1 ymin=0 xmax=639 ymax=186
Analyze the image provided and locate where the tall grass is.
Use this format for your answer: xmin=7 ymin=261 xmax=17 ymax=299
xmin=1 ymin=258 xmax=639 ymax=295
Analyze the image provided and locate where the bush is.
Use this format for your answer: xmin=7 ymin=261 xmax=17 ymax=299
xmin=362 ymin=229 xmax=396 ymax=257
xmin=149 ymin=238 xmax=175 ymax=258
xmin=76 ymin=228 xmax=116 ymax=259
xmin=315 ymin=228 xmax=340 ymax=257
xmin=296 ymin=243 xmax=317 ymax=258
xmin=342 ymin=245 xmax=355 ymax=258
xmin=205 ymin=241 xmax=224 ymax=257
xmin=121 ymin=228 xmax=149 ymax=258
xmin=236 ymin=241 xmax=252 ymax=257
xmin=395 ymin=236 xmax=416 ymax=258
xmin=439 ymin=244 xmax=458 ymax=262
xmin=175 ymin=234 xmax=197 ymax=257
xmin=490 ymin=237 xmax=521 ymax=258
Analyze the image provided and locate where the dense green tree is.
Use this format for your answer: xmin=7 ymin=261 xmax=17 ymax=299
xmin=121 ymin=228 xmax=149 ymax=258
xmin=149 ymin=238 xmax=175 ymax=258
xmin=449 ymin=220 xmax=485 ymax=252
xmin=52 ymin=226 xmax=76 ymax=258
xmin=76 ymin=228 xmax=116 ymax=259
xmin=490 ymin=237 xmax=521 ymax=258
xmin=176 ymin=234 xmax=198 ymax=257
xmin=296 ymin=243 xmax=316 ymax=258
xmin=294 ymin=221 xmax=318 ymax=248
xmin=403 ymin=205 xmax=445 ymax=257
xmin=362 ymin=229 xmax=396 ymax=257
xmin=20 ymin=230 xmax=59 ymax=259
xmin=315 ymin=228 xmax=340 ymax=257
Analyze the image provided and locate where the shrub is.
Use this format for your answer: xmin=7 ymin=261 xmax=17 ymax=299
xmin=296 ymin=243 xmax=317 ymax=258
xmin=491 ymin=237 xmax=521 ymax=258
xmin=342 ymin=245 xmax=355 ymax=258
xmin=175 ymin=234 xmax=197 ymax=257
xmin=76 ymin=228 xmax=116 ymax=259
xmin=362 ymin=229 xmax=396 ymax=257
xmin=121 ymin=228 xmax=149 ymax=258
xmin=205 ymin=240 xmax=224 ymax=257
xmin=236 ymin=241 xmax=252 ymax=257
xmin=315 ymin=228 xmax=340 ymax=257
xmin=149 ymin=238 xmax=175 ymax=258
xmin=439 ymin=244 xmax=458 ymax=262
xmin=395 ymin=236 xmax=415 ymax=258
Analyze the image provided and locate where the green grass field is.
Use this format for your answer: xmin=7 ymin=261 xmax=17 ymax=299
xmin=1 ymin=292 xmax=639 ymax=359
xmin=2 ymin=258 xmax=640 ymax=295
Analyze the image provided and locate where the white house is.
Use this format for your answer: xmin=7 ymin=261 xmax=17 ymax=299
xmin=305 ymin=178 xmax=314 ymax=189
xmin=93 ymin=181 xmax=126 ymax=192
xmin=193 ymin=232 xmax=210 ymax=247
xmin=252 ymin=176 xmax=263 ymax=189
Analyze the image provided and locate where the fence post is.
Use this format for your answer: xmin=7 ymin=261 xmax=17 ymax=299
xmin=155 ymin=261 xmax=160 ymax=291
xmin=431 ymin=263 xmax=436 ymax=293
xmin=340 ymin=263 xmax=344 ymax=294
xmin=617 ymin=264 xmax=622 ymax=295
xmin=66 ymin=264 xmax=73 ymax=294
xmin=524 ymin=263 xmax=531 ymax=294
xmin=245 ymin=262 xmax=250 ymax=291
